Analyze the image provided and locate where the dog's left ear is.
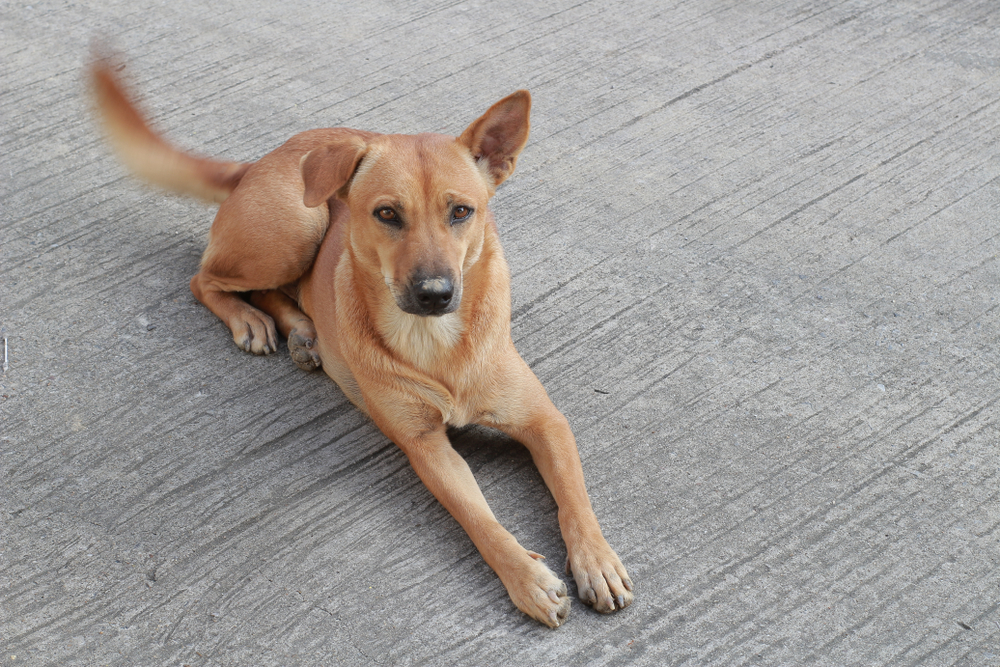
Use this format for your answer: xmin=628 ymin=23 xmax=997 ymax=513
xmin=458 ymin=90 xmax=531 ymax=189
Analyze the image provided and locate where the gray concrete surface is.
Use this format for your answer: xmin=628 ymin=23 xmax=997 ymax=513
xmin=2 ymin=0 xmax=999 ymax=665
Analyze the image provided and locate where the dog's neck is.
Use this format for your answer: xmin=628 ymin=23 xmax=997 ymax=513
xmin=379 ymin=307 xmax=465 ymax=372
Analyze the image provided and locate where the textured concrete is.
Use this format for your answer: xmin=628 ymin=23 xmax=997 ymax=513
xmin=2 ymin=1 xmax=999 ymax=665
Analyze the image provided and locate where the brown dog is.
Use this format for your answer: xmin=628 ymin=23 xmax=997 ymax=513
xmin=91 ymin=54 xmax=633 ymax=627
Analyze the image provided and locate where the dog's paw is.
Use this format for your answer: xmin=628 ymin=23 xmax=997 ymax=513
xmin=503 ymin=552 xmax=571 ymax=628
xmin=231 ymin=310 xmax=278 ymax=355
xmin=288 ymin=328 xmax=321 ymax=371
xmin=566 ymin=541 xmax=633 ymax=614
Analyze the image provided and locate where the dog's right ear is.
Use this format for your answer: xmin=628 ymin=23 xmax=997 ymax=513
xmin=301 ymin=137 xmax=368 ymax=207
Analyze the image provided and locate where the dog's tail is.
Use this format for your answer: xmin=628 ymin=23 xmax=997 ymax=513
xmin=90 ymin=55 xmax=250 ymax=203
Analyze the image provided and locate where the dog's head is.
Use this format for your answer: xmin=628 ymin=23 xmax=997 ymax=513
xmin=301 ymin=91 xmax=530 ymax=317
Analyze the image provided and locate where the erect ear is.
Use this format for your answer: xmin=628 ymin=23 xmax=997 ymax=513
xmin=301 ymin=136 xmax=368 ymax=208
xmin=458 ymin=90 xmax=531 ymax=189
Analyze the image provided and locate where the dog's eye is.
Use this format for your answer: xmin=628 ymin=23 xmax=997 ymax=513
xmin=375 ymin=207 xmax=399 ymax=224
xmin=452 ymin=206 xmax=473 ymax=222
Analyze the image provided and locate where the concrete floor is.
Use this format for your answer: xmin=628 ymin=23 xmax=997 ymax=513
xmin=2 ymin=0 xmax=999 ymax=665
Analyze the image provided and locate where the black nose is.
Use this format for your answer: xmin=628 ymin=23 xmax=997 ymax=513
xmin=411 ymin=277 xmax=454 ymax=315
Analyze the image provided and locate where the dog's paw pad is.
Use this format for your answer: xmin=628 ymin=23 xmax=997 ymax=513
xmin=288 ymin=329 xmax=321 ymax=371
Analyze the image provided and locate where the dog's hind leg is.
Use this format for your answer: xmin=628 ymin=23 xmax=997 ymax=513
xmin=249 ymin=289 xmax=321 ymax=371
xmin=189 ymin=272 xmax=279 ymax=355
xmin=188 ymin=184 xmax=328 ymax=359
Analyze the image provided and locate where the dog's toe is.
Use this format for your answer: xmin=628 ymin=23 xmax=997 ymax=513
xmin=567 ymin=542 xmax=633 ymax=614
xmin=231 ymin=311 xmax=278 ymax=355
xmin=505 ymin=552 xmax=571 ymax=628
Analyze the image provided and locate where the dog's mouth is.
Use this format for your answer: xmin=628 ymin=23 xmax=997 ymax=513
xmin=387 ymin=274 xmax=462 ymax=317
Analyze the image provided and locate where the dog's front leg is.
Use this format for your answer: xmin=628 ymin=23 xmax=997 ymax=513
xmin=389 ymin=424 xmax=572 ymax=627
xmin=486 ymin=363 xmax=634 ymax=615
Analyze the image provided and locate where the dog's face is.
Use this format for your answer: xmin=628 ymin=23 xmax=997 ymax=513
xmin=301 ymin=91 xmax=531 ymax=317
xmin=346 ymin=134 xmax=492 ymax=316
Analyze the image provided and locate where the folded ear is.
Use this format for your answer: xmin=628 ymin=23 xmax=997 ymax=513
xmin=458 ymin=90 xmax=531 ymax=189
xmin=301 ymin=136 xmax=368 ymax=207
